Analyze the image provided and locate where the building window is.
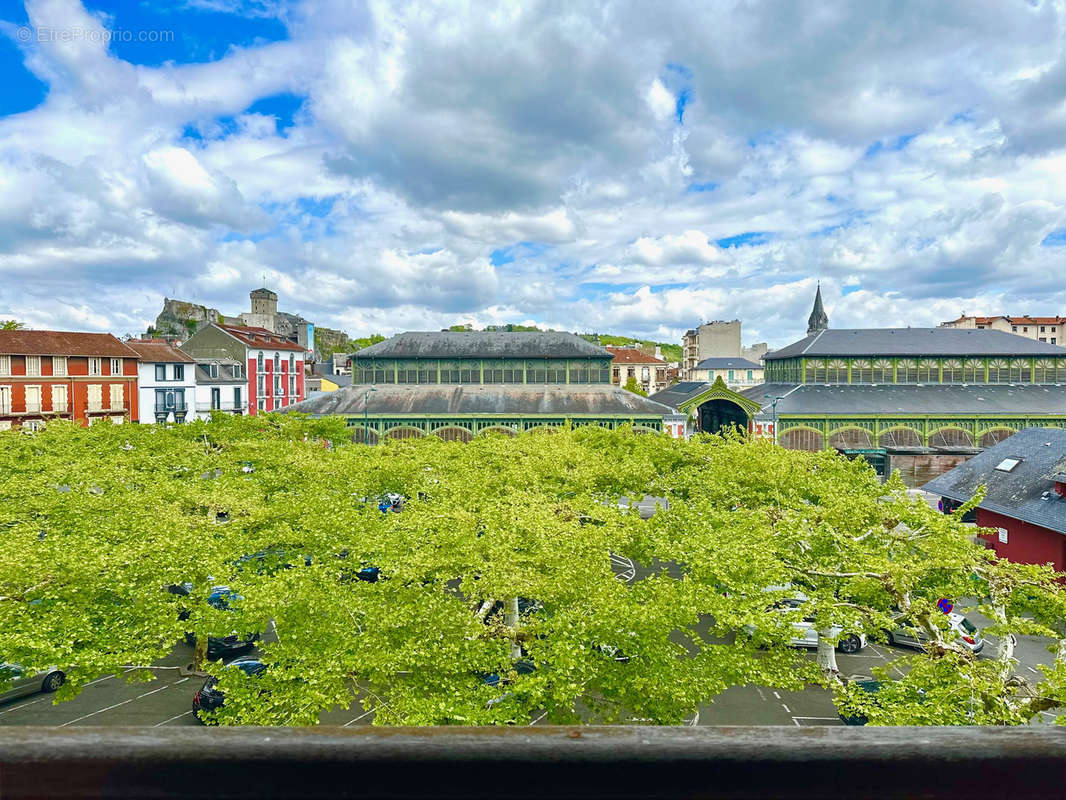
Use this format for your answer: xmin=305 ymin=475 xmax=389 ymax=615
xmin=174 ymin=364 xmax=184 ymax=381
xmin=25 ymin=420 xmax=45 ymax=432
xmin=1023 ymin=327 xmax=1029 ymax=333
xmin=87 ymin=384 xmax=103 ymax=411
xmin=1012 ymin=326 xmax=1017 ymax=332
xmin=211 ymin=387 xmax=221 ymax=410
xmin=257 ymin=352 xmax=264 ymax=372
xmin=25 ymin=385 xmax=41 ymax=413
xmin=257 ymin=375 xmax=264 ymax=396
xmin=728 ymin=370 xmax=735 ymax=381
xmin=612 ymin=367 xmax=620 ymax=382
xmin=52 ymin=385 xmax=67 ymax=413
xmin=26 ymin=356 xmax=41 ymax=377
xmin=274 ymin=352 xmax=280 ymax=371
xmin=289 ymin=375 xmax=296 ymax=395
xmin=52 ymin=356 xmax=67 ymax=376
xmin=1041 ymin=326 xmax=1046 ymax=332
xmin=89 ymin=358 xmax=102 ymax=376
xmin=109 ymin=384 xmax=124 ymax=410
xmin=747 ymin=370 xmax=753 ymax=380
xmin=209 ymin=363 xmax=219 ymax=379
xmin=274 ymin=375 xmax=282 ymax=395
xmin=0 ymin=385 xmax=10 ymax=414
xmin=0 ymin=356 xmax=8 ymax=377
xmin=232 ymin=364 xmax=242 ymax=379
xmin=257 ymin=398 xmax=265 ymax=411
xmin=641 ymin=366 xmax=650 ymax=382
xmin=234 ymin=387 xmax=242 ymax=410
xmin=155 ymin=364 xmax=166 ymax=381
xmin=289 ymin=353 xmax=295 ymax=371
xmin=110 ymin=358 xmax=122 ymax=375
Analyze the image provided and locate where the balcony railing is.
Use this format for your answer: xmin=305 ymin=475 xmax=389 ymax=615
xmin=195 ymin=402 xmax=242 ymax=413
xmin=155 ymin=401 xmax=188 ymax=413
xmin=87 ymin=403 xmax=128 ymax=413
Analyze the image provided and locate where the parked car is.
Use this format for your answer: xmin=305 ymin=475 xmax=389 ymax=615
xmin=838 ymin=679 xmax=881 ymax=725
xmin=886 ymin=612 xmax=984 ymax=654
xmin=192 ymin=656 xmax=267 ymax=723
xmin=0 ymin=663 xmax=65 ymax=703
xmin=168 ymin=584 xmax=259 ymax=660
xmin=750 ymin=591 xmax=867 ymax=654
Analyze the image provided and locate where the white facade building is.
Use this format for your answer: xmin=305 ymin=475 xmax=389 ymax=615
xmin=192 ymin=358 xmax=246 ymax=420
xmin=125 ymin=341 xmax=198 ymax=424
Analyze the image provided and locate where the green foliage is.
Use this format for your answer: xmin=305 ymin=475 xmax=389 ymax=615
xmin=622 ymin=376 xmax=647 ymax=396
xmin=1 ymin=420 xmax=1064 ymax=727
xmin=1 ymin=320 xmax=25 ymax=330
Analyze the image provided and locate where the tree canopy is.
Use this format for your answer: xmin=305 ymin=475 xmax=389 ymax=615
xmin=2 ymin=417 xmax=1064 ymax=726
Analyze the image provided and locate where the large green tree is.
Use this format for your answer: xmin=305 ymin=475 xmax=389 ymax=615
xmin=1 ymin=419 xmax=1063 ymax=726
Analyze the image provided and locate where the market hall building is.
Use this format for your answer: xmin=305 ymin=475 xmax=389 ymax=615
xmin=283 ymin=331 xmax=681 ymax=441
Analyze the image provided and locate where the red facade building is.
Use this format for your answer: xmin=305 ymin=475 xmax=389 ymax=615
xmin=925 ymin=427 xmax=1066 ymax=573
xmin=179 ymin=323 xmax=305 ymax=416
xmin=0 ymin=330 xmax=140 ymax=430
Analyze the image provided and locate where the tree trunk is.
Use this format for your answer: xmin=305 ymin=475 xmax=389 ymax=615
xmin=193 ymin=636 xmax=208 ymax=672
xmin=816 ymin=631 xmax=839 ymax=675
xmin=504 ymin=597 xmax=522 ymax=661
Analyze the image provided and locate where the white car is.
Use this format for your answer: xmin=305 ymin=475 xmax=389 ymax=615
xmin=887 ymin=612 xmax=984 ymax=654
xmin=775 ymin=599 xmax=866 ymax=654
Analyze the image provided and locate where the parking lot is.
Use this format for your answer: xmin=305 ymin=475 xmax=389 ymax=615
xmin=1 ymin=619 xmax=1059 ymax=729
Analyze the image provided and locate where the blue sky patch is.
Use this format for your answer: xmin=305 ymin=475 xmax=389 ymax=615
xmin=842 ymin=285 xmax=862 ymax=296
xmin=0 ymin=37 xmax=47 ymax=117
xmin=864 ymin=133 xmax=917 ymax=158
xmin=245 ymin=93 xmax=305 ymax=133
xmin=665 ymin=62 xmax=693 ymax=80
xmin=687 ymin=182 xmax=718 ymax=193
xmin=489 ymin=241 xmax=549 ymax=266
xmin=716 ymin=232 xmax=770 ymax=248
xmin=83 ymin=2 xmax=289 ymax=66
xmin=1041 ymin=229 xmax=1066 ymax=246
xmin=675 ymin=88 xmax=691 ymax=123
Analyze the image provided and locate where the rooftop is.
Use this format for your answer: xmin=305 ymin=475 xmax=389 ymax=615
xmin=218 ymin=324 xmax=305 ymax=352
xmin=765 ymin=328 xmax=1066 ymax=360
xmin=694 ymin=357 xmax=764 ymax=371
xmin=0 ymin=330 xmax=140 ymax=358
xmin=355 ymin=331 xmax=609 ymax=360
xmin=606 ymin=347 xmax=667 ymax=365
xmin=282 ymin=383 xmax=675 ymax=417
xmin=923 ymin=427 xmax=1066 ymax=535
xmin=124 ymin=341 xmax=196 ymax=364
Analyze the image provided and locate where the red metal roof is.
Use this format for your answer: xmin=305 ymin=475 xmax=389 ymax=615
xmin=217 ymin=324 xmax=306 ymax=352
xmin=605 ymin=347 xmax=667 ymax=364
xmin=124 ymin=340 xmax=197 ymax=363
xmin=0 ymin=330 xmax=140 ymax=358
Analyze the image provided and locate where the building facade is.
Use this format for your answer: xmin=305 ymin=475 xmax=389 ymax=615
xmin=125 ymin=340 xmax=198 ymax=424
xmin=925 ymin=427 xmax=1066 ymax=573
xmin=689 ymin=357 xmax=764 ymax=389
xmin=940 ymin=314 xmax=1064 ymax=345
xmin=180 ymin=323 xmax=305 ymax=415
xmin=605 ymin=346 xmax=668 ymax=394
xmin=0 ymin=330 xmax=139 ymax=430
xmin=681 ymin=320 xmax=767 ymax=379
xmin=191 ymin=358 xmax=246 ymax=420
xmin=286 ymin=331 xmax=675 ymax=440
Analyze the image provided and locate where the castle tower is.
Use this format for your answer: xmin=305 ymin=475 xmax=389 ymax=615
xmin=250 ymin=287 xmax=278 ymax=318
xmin=807 ymin=283 xmax=829 ymax=335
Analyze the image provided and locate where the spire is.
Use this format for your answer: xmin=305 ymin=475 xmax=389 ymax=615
xmin=807 ymin=282 xmax=828 ymax=335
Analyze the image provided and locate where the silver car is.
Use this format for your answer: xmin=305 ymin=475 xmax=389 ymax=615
xmin=887 ymin=613 xmax=984 ymax=654
xmin=0 ymin=663 xmax=66 ymax=703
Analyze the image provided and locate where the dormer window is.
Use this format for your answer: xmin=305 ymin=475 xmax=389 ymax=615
xmin=994 ymin=458 xmax=1021 ymax=473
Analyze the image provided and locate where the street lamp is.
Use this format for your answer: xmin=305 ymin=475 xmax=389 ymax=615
xmin=363 ymin=387 xmax=376 ymax=445
xmin=763 ymin=394 xmax=784 ymax=445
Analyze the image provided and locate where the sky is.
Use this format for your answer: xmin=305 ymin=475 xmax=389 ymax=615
xmin=1 ymin=0 xmax=1065 ymax=349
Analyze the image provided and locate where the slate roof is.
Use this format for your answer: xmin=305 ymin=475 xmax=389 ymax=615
xmin=124 ymin=341 xmax=196 ymax=363
xmin=281 ymin=383 xmax=675 ymax=416
xmin=923 ymin=427 xmax=1066 ymax=535
xmin=218 ymin=324 xmax=305 ymax=352
xmin=764 ymin=328 xmax=1066 ymax=360
xmin=737 ymin=383 xmax=1066 ymax=416
xmin=0 ymin=330 xmax=139 ymax=358
xmin=354 ymin=331 xmax=609 ymax=359
xmin=647 ymin=382 xmax=713 ymax=410
xmin=194 ymin=364 xmax=245 ymax=384
xmin=694 ymin=357 xmax=764 ymax=371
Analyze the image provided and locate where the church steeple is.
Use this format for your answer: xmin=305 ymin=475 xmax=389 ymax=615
xmin=807 ymin=283 xmax=828 ymax=335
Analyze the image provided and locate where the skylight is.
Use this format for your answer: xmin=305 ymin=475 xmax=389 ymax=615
xmin=995 ymin=458 xmax=1021 ymax=473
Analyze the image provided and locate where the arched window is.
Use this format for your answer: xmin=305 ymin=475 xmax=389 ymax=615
xmin=987 ymin=359 xmax=1010 ymax=384
xmin=916 ymin=359 xmax=937 ymax=384
xmin=852 ymin=360 xmax=872 ymax=384
xmin=826 ymin=360 xmax=848 ymax=384
xmin=273 ymin=352 xmax=280 ymax=371
xmin=871 ymin=359 xmax=893 ymax=384
xmin=256 ymin=352 xmax=264 ymax=372
xmin=942 ymin=360 xmax=962 ymax=384
xmin=898 ymin=359 xmax=918 ymax=384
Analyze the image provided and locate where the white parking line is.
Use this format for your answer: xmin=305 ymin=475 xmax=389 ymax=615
xmin=755 ymin=687 xmax=766 ymax=702
xmin=772 ymin=691 xmax=781 ymax=700
xmin=0 ymin=673 xmax=124 ymax=720
xmin=781 ymin=704 xmax=791 ymax=714
xmin=1027 ymin=666 xmax=1040 ymax=675
xmin=153 ymin=710 xmax=193 ymax=727
xmin=529 ymin=711 xmax=548 ymax=726
xmin=58 ymin=680 xmax=184 ymax=727
xmin=342 ymin=708 xmax=374 ymax=727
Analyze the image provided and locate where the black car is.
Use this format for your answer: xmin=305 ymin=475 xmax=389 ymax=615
xmin=168 ymin=584 xmax=259 ymax=660
xmin=192 ymin=657 xmax=267 ymax=723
